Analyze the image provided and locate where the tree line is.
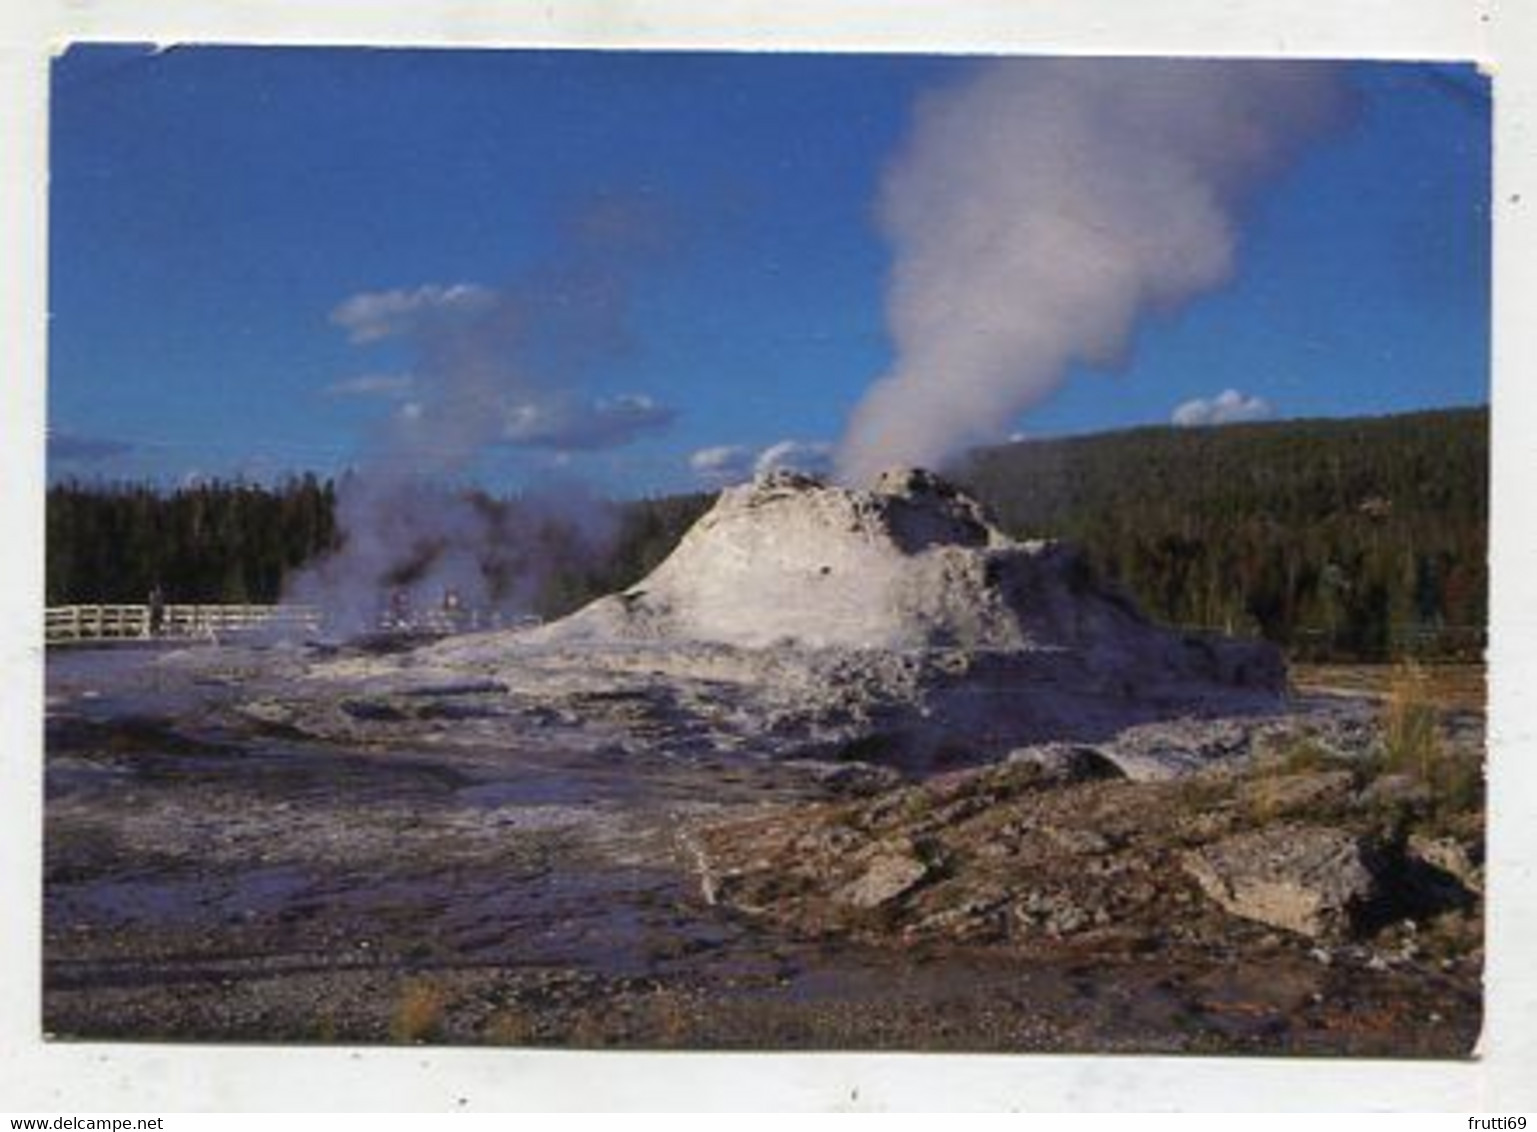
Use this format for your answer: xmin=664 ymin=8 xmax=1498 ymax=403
xmin=46 ymin=407 xmax=1487 ymax=661
xmin=44 ymin=472 xmax=713 ymax=622
xmin=47 ymin=474 xmax=339 ymax=607
xmin=954 ymin=407 xmax=1488 ymax=661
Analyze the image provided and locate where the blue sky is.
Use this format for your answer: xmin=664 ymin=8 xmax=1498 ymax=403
xmin=48 ymin=47 xmax=1489 ymax=495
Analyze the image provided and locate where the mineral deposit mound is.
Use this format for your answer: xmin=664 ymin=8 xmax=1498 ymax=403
xmin=430 ymin=468 xmax=1286 ymax=771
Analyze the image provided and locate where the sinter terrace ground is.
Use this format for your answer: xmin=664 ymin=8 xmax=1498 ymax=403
xmin=43 ymin=643 xmax=1483 ymax=1054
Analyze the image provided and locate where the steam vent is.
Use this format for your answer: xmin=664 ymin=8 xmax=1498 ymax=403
xmin=435 ymin=468 xmax=1285 ymax=772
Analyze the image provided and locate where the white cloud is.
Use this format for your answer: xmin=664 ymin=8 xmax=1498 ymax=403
xmin=754 ymin=439 xmax=833 ymax=478
xmin=689 ymin=439 xmax=834 ymax=485
xmin=330 ymin=283 xmax=495 ymax=344
xmin=323 ymin=373 xmax=416 ymax=399
xmin=1171 ymin=388 xmax=1274 ymax=427
xmin=500 ymin=393 xmax=676 ymax=451
xmin=689 ymin=445 xmax=755 ymax=484
xmin=48 ymin=430 xmax=135 ymax=463
xmin=327 ymin=281 xmax=678 ymax=463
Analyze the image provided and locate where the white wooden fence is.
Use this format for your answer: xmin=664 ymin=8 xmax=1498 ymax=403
xmin=45 ymin=603 xmax=322 ymax=645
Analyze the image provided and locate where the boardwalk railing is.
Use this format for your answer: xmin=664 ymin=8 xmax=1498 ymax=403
xmin=45 ymin=603 xmax=323 ymax=645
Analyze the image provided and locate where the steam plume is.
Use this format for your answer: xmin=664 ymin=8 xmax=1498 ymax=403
xmin=836 ymin=58 xmax=1351 ymax=484
xmin=288 ymin=197 xmax=674 ymax=633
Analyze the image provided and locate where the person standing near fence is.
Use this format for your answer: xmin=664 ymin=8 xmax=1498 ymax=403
xmin=147 ymin=584 xmax=165 ymax=637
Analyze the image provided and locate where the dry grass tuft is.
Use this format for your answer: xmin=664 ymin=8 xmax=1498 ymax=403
xmin=1376 ymin=661 xmax=1483 ymax=832
xmin=641 ymin=987 xmax=697 ymax=1045
xmin=483 ymin=1005 xmax=537 ymax=1045
xmin=389 ymin=978 xmax=447 ymax=1044
xmin=1382 ymin=662 xmax=1440 ymax=779
xmin=312 ymin=1009 xmax=338 ymax=1043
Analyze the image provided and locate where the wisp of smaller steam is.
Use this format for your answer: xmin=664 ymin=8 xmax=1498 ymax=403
xmin=287 ymin=199 xmax=674 ymax=635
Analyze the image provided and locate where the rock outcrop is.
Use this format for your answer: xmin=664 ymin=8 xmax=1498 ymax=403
xmin=683 ymin=712 xmax=1484 ymax=965
xmin=834 ymin=844 xmax=933 ymax=909
xmin=1182 ymin=825 xmax=1384 ymax=939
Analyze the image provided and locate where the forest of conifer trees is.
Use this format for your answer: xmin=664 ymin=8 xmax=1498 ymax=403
xmin=956 ymin=407 xmax=1487 ymax=660
xmin=46 ymin=408 xmax=1487 ymax=662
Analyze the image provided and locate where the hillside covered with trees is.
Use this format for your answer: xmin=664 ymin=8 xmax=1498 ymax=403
xmin=46 ymin=407 xmax=1487 ymax=661
xmin=955 ymin=407 xmax=1487 ymax=660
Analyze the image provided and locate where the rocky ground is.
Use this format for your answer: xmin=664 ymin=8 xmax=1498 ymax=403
xmin=42 ymin=642 xmax=1484 ymax=1055
xmin=688 ymin=705 xmax=1484 ymax=1038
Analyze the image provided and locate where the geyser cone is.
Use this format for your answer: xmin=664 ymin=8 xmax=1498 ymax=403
xmin=527 ymin=467 xmax=1282 ymax=693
